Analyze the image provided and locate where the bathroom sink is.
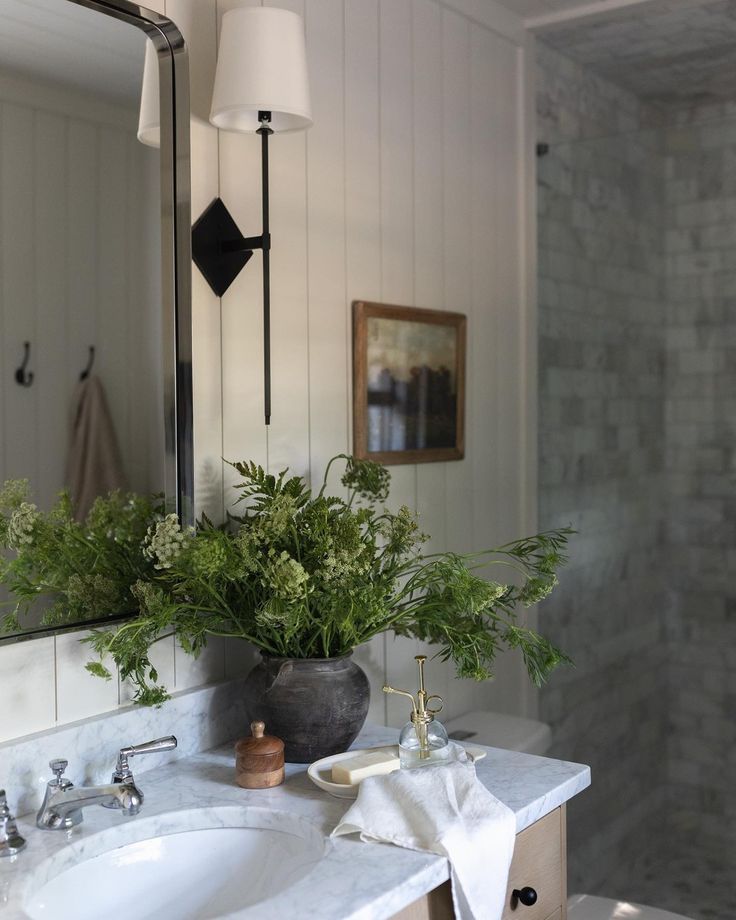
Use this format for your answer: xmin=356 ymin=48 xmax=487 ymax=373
xmin=23 ymin=806 xmax=327 ymax=920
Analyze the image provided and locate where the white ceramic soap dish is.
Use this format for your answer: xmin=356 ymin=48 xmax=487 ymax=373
xmin=307 ymin=743 xmax=487 ymax=799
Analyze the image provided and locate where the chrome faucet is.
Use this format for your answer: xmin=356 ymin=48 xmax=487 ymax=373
xmin=36 ymin=736 xmax=177 ymax=831
xmin=0 ymin=790 xmax=25 ymax=856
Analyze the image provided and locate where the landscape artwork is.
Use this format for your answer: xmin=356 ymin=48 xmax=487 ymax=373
xmin=353 ymin=301 xmax=466 ymax=464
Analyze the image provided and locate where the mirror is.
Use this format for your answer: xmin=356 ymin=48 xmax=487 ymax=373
xmin=0 ymin=0 xmax=191 ymax=642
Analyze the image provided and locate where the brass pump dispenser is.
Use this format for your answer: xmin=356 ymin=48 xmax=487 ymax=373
xmin=383 ymin=655 xmax=450 ymax=766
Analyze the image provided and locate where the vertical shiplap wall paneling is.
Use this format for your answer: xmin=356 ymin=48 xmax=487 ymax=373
xmin=343 ymin=0 xmax=387 ymax=725
xmin=129 ymin=142 xmax=164 ymax=494
xmin=463 ymin=25 xmax=504 ymax=716
xmin=441 ymin=9 xmax=474 ymax=560
xmin=484 ymin=36 xmax=527 ymax=712
xmin=264 ymin=0 xmax=310 ymax=479
xmin=442 ymin=10 xmax=478 ymax=718
xmin=413 ymin=0 xmax=446 ymax=557
xmin=128 ymin=138 xmax=146 ymax=488
xmin=0 ymin=91 xmax=166 ymax=734
xmin=208 ymin=0 xmax=535 ymax=720
xmin=218 ymin=0 xmax=268 ymax=504
xmin=3 ymin=0 xmax=538 ymax=744
xmin=125 ymin=141 xmax=162 ymax=495
xmin=305 ymin=0 xmax=347 ymax=496
xmin=467 ymin=27 xmax=527 ymax=715
xmin=67 ymin=120 xmax=99 ymax=449
xmin=378 ymin=0 xmax=416 ymax=526
xmin=407 ymin=0 xmax=450 ymax=714
xmin=34 ymin=112 xmax=68 ymax=513
xmin=2 ymin=104 xmax=38 ymax=491
xmin=98 ymin=127 xmax=130 ymax=481
xmin=490 ymin=39 xmax=522 ymax=548
xmin=0 ymin=102 xmax=56 ymax=742
xmin=379 ymin=0 xmax=424 ymax=726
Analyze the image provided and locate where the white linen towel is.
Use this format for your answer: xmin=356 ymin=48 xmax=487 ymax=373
xmin=332 ymin=759 xmax=516 ymax=920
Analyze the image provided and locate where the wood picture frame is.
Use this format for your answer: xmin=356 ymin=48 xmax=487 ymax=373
xmin=352 ymin=301 xmax=466 ymax=465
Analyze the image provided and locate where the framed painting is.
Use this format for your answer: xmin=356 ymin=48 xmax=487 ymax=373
xmin=352 ymin=301 xmax=466 ymax=465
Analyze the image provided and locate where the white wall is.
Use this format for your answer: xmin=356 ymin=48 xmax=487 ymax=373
xmin=0 ymin=0 xmax=538 ymax=744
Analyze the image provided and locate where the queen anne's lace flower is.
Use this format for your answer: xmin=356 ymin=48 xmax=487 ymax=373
xmin=191 ymin=536 xmax=229 ymax=578
xmin=66 ymin=573 xmax=118 ymax=614
xmin=261 ymin=493 xmax=297 ymax=540
xmin=0 ymin=479 xmax=29 ymax=512
xmin=143 ymin=514 xmax=190 ymax=569
xmin=520 ymin=574 xmax=558 ymax=606
xmin=7 ymin=502 xmax=39 ymax=549
xmin=266 ymin=550 xmax=309 ymax=602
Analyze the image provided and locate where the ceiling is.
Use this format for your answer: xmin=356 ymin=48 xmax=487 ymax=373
xmin=531 ymin=0 xmax=736 ymax=108
xmin=0 ymin=0 xmax=145 ymax=108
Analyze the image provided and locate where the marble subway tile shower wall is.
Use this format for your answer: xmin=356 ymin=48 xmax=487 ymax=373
xmin=663 ymin=103 xmax=736 ymax=850
xmin=536 ymin=41 xmax=670 ymax=894
xmin=536 ymin=37 xmax=736 ymax=919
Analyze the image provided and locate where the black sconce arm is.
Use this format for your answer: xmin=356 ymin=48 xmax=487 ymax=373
xmin=221 ymin=233 xmax=271 ymax=253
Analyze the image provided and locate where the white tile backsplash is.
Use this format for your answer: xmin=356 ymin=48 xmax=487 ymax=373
xmin=174 ymin=636 xmax=225 ymax=691
xmin=55 ymin=631 xmax=118 ymax=724
xmin=119 ymin=633 xmax=176 ymax=706
xmin=0 ymin=637 xmax=56 ymax=742
xmin=0 ymin=675 xmax=252 ymax=819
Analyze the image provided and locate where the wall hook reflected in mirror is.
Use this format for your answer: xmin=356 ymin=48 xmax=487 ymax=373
xmin=80 ymin=346 xmax=95 ymax=381
xmin=14 ymin=342 xmax=33 ymax=387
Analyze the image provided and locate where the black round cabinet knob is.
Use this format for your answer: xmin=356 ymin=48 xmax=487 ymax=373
xmin=512 ymin=887 xmax=538 ymax=907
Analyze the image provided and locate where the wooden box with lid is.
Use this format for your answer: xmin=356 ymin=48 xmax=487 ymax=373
xmin=235 ymin=721 xmax=285 ymax=789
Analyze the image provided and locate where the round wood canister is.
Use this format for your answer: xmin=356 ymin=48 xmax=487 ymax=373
xmin=235 ymin=721 xmax=285 ymax=789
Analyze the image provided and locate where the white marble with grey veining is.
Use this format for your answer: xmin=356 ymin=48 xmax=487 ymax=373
xmin=0 ymin=723 xmax=590 ymax=920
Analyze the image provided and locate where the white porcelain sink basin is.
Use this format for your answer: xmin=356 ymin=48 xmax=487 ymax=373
xmin=24 ymin=806 xmax=327 ymax=920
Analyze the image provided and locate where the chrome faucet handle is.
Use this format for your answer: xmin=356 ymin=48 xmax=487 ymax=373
xmin=0 ymin=790 xmax=26 ymax=857
xmin=112 ymin=736 xmax=177 ymax=783
xmin=48 ymin=759 xmax=73 ymax=789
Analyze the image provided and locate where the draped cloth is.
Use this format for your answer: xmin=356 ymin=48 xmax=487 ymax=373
xmin=66 ymin=375 xmax=127 ymax=521
xmin=332 ymin=759 xmax=516 ymax=920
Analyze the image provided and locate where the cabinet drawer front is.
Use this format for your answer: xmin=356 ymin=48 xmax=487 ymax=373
xmin=502 ymin=808 xmax=563 ymax=920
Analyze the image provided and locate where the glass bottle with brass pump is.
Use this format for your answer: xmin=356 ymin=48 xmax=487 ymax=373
xmin=383 ymin=655 xmax=450 ymax=769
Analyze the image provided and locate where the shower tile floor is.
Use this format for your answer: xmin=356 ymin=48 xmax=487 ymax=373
xmin=600 ymin=830 xmax=736 ymax=920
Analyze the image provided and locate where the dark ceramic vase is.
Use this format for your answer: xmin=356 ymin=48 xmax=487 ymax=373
xmin=243 ymin=653 xmax=370 ymax=763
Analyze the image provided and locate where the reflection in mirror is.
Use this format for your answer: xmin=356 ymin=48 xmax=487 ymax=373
xmin=0 ymin=0 xmax=186 ymax=640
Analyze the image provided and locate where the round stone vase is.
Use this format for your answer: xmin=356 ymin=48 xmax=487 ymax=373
xmin=243 ymin=653 xmax=370 ymax=763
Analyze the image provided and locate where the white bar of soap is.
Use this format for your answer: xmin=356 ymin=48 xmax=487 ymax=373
xmin=331 ymin=749 xmax=400 ymax=785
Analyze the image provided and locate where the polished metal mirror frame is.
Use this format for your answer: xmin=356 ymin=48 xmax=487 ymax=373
xmin=0 ymin=0 xmax=192 ymax=645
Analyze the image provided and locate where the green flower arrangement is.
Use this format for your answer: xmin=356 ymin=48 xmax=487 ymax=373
xmin=1 ymin=456 xmax=572 ymax=706
xmin=0 ymin=480 xmax=162 ymax=632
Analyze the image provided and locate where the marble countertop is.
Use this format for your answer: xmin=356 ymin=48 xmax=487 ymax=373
xmin=0 ymin=724 xmax=590 ymax=920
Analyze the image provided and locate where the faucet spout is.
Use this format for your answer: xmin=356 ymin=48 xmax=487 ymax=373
xmin=37 ymin=781 xmax=143 ymax=830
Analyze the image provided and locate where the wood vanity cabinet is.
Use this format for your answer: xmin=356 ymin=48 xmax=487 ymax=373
xmin=392 ymin=806 xmax=567 ymax=920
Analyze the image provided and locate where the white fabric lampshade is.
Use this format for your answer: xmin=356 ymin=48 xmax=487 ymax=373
xmin=210 ymin=6 xmax=312 ymax=134
xmin=137 ymin=38 xmax=160 ymax=148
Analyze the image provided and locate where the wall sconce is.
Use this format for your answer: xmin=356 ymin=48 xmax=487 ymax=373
xmin=191 ymin=6 xmax=312 ymax=425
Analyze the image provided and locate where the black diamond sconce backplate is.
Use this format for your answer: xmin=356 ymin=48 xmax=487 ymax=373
xmin=192 ymin=197 xmax=254 ymax=297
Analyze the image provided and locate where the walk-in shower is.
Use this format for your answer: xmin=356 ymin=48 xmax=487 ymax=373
xmin=534 ymin=3 xmax=736 ymax=918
